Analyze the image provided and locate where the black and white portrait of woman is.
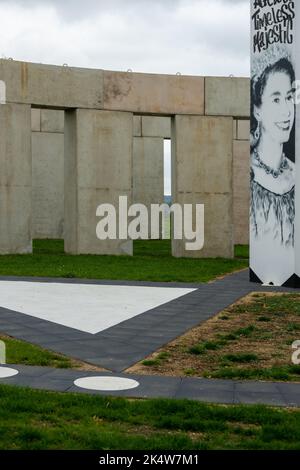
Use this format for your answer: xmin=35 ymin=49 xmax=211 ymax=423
xmin=250 ymin=48 xmax=296 ymax=285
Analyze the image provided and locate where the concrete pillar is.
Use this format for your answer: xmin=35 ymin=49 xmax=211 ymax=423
xmin=171 ymin=115 xmax=234 ymax=258
xmin=64 ymin=109 xmax=133 ymax=255
xmin=32 ymin=132 xmax=64 ymax=239
xmin=0 ymin=103 xmax=32 ymax=253
xmin=133 ymin=137 xmax=164 ymax=238
xmin=250 ymin=0 xmax=299 ymax=287
xmin=133 ymin=116 xmax=142 ymax=137
xmin=31 ymin=109 xmax=65 ymax=239
xmin=141 ymin=116 xmax=171 ymax=138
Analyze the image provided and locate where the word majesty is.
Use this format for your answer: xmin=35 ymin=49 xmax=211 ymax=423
xmin=252 ymin=0 xmax=295 ymax=53
xmin=96 ymin=197 xmax=204 ymax=251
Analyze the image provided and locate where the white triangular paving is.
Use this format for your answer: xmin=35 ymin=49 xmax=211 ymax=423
xmin=0 ymin=281 xmax=195 ymax=334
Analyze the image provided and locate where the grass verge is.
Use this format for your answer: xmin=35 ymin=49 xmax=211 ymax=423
xmin=127 ymin=292 xmax=300 ymax=382
xmin=0 ymin=239 xmax=248 ymax=283
xmin=1 ymin=384 xmax=300 ymax=449
xmin=0 ymin=334 xmax=84 ymax=369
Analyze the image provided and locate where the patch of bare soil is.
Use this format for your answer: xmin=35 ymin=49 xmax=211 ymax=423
xmin=126 ymin=292 xmax=300 ymax=381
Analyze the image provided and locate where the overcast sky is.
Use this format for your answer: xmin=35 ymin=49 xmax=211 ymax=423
xmin=0 ymin=0 xmax=249 ymax=77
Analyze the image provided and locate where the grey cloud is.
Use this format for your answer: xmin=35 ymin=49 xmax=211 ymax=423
xmin=0 ymin=0 xmax=250 ymax=77
xmin=0 ymin=0 xmax=248 ymax=19
xmin=0 ymin=0 xmax=181 ymax=19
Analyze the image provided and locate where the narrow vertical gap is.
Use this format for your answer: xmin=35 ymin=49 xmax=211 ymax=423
xmin=164 ymin=139 xmax=171 ymax=240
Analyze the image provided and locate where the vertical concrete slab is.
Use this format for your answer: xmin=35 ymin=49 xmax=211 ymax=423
xmin=205 ymin=77 xmax=250 ymax=118
xmin=237 ymin=120 xmax=250 ymax=141
xmin=250 ymin=0 xmax=298 ymax=287
xmin=133 ymin=137 xmax=164 ymax=238
xmin=172 ymin=115 xmax=234 ymax=258
xmin=133 ymin=116 xmax=142 ymax=137
xmin=41 ymin=109 xmax=64 ymax=133
xmin=233 ymin=140 xmax=250 ymax=245
xmin=233 ymin=119 xmax=237 ymax=140
xmin=141 ymin=116 xmax=171 ymax=138
xmin=0 ymin=103 xmax=32 ymax=253
xmin=0 ymin=59 xmax=104 ymax=109
xmin=64 ymin=109 xmax=133 ymax=255
xmin=31 ymin=108 xmax=41 ymax=132
xmin=103 ymin=71 xmax=204 ymax=115
xmin=32 ymin=132 xmax=64 ymax=238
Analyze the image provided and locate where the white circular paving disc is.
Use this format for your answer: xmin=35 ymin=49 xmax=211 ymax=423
xmin=74 ymin=376 xmax=140 ymax=391
xmin=0 ymin=367 xmax=19 ymax=379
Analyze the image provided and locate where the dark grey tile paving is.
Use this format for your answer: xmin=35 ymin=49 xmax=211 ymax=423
xmin=38 ymin=368 xmax=104 ymax=380
xmin=5 ymin=365 xmax=55 ymax=377
xmin=0 ymin=275 xmax=202 ymax=289
xmin=82 ymin=357 xmax=136 ymax=371
xmin=1 ymin=364 xmax=300 ymax=407
xmin=176 ymin=390 xmax=235 ymax=404
xmin=0 ymin=269 xmax=299 ymax=372
xmin=234 ymin=392 xmax=287 ymax=407
xmin=235 ymin=381 xmax=280 ymax=394
xmin=69 ymin=374 xmax=182 ymax=399
xmin=1 ymin=376 xmax=72 ymax=392
xmin=180 ymin=377 xmax=236 ymax=392
xmin=275 ymin=382 xmax=300 ymax=394
xmin=175 ymin=378 xmax=235 ymax=403
xmin=281 ymin=394 xmax=300 ymax=407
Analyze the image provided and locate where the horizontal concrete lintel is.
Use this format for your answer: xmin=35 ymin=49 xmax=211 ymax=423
xmin=103 ymin=70 xmax=205 ymax=115
xmin=1 ymin=59 xmax=250 ymax=117
xmin=0 ymin=59 xmax=104 ymax=109
xmin=0 ymin=59 xmax=203 ymax=115
xmin=205 ymin=76 xmax=250 ymax=118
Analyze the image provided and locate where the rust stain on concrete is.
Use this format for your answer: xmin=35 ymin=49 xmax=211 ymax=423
xmin=21 ymin=62 xmax=28 ymax=98
xmin=103 ymin=73 xmax=132 ymax=104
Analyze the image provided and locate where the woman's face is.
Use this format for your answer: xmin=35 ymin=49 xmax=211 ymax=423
xmin=255 ymin=71 xmax=295 ymax=145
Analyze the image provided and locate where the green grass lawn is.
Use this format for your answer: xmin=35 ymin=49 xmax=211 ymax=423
xmin=0 ymin=384 xmax=300 ymax=450
xmin=0 ymin=239 xmax=248 ymax=283
xmin=0 ymin=335 xmax=78 ymax=369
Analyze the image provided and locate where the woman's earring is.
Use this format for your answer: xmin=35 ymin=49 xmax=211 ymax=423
xmin=254 ymin=123 xmax=260 ymax=141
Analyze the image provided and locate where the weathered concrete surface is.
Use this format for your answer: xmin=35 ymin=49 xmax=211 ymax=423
xmin=0 ymin=103 xmax=32 ymax=253
xmin=205 ymin=77 xmax=250 ymax=118
xmin=1 ymin=60 xmax=200 ymax=117
xmin=32 ymin=132 xmax=64 ymax=239
xmin=30 ymin=112 xmax=251 ymax=246
xmin=41 ymin=109 xmax=64 ymax=133
xmin=31 ymin=113 xmax=169 ymax=241
xmin=233 ymin=119 xmax=237 ymax=139
xmin=172 ymin=115 xmax=234 ymax=258
xmin=64 ymin=109 xmax=133 ymax=255
xmin=233 ymin=140 xmax=250 ymax=245
xmin=133 ymin=137 xmax=164 ymax=238
xmin=133 ymin=116 xmax=142 ymax=137
xmin=31 ymin=108 xmax=41 ymax=132
xmin=0 ymin=58 xmax=252 ymax=254
xmin=1 ymin=59 xmax=251 ymax=120
xmin=0 ymin=59 xmax=103 ymax=109
xmin=142 ymin=116 xmax=171 ymax=138
xmin=103 ymin=71 xmax=204 ymax=115
xmin=237 ymin=119 xmax=250 ymax=140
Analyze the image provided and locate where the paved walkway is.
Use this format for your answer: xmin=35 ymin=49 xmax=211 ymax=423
xmin=0 ymin=268 xmax=299 ymax=407
xmin=0 ymin=269 xmax=296 ymax=372
xmin=1 ymin=364 xmax=300 ymax=407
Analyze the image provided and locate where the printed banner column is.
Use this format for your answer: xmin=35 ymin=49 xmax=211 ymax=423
xmin=250 ymin=0 xmax=299 ymax=287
